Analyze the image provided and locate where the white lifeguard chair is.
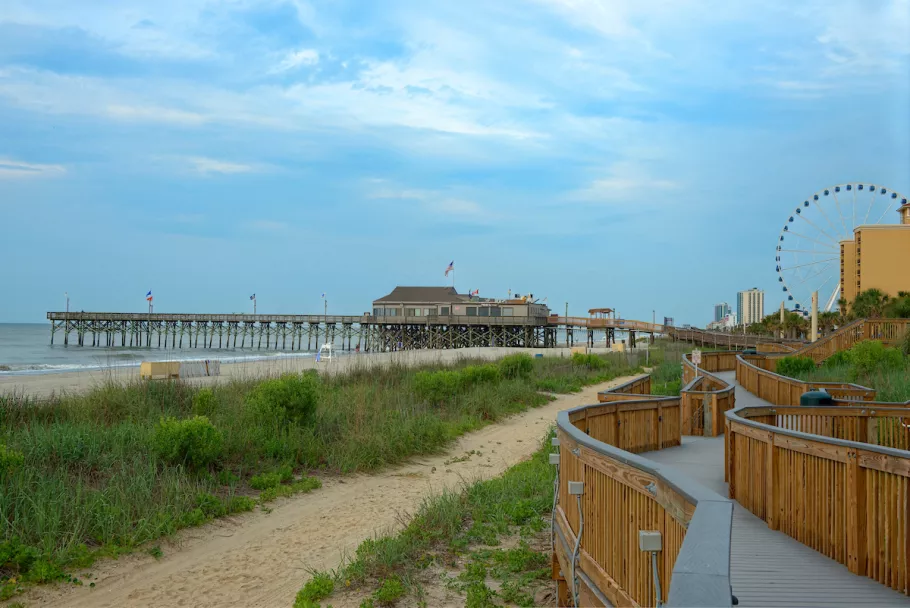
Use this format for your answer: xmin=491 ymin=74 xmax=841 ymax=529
xmin=316 ymin=343 xmax=334 ymax=363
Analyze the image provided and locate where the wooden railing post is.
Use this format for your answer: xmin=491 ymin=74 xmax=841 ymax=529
xmin=845 ymin=449 xmax=866 ymax=575
xmin=765 ymin=431 xmax=779 ymax=530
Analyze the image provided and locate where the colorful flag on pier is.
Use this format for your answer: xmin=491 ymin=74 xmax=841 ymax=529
xmin=250 ymin=294 xmax=256 ymax=300
xmin=471 ymin=289 xmax=479 ymax=296
xmin=146 ymin=290 xmax=153 ymax=302
xmin=445 ymin=261 xmax=454 ymax=276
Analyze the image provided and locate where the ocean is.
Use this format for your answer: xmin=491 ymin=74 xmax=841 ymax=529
xmin=0 ymin=323 xmax=316 ymax=375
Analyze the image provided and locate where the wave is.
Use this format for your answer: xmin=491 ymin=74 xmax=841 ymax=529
xmin=0 ymin=351 xmax=325 ymax=376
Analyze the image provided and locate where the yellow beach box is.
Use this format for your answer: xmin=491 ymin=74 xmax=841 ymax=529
xmin=140 ymin=361 xmax=181 ymax=380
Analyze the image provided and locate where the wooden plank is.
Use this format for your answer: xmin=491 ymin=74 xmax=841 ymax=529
xmin=773 ymin=433 xmax=849 ymax=463
xmin=858 ymin=451 xmax=910 ymax=478
xmin=767 ymin=431 xmax=779 ymax=530
xmin=730 ymin=420 xmax=771 ymax=443
xmin=846 ymin=449 xmax=867 ymax=575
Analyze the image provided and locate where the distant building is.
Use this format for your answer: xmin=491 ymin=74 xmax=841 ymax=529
xmin=714 ymin=302 xmax=732 ymax=323
xmin=737 ymin=288 xmax=765 ymax=326
xmin=707 ymin=314 xmax=737 ymax=331
xmin=840 ymin=202 xmax=910 ymax=304
xmin=371 ymin=286 xmax=550 ymax=319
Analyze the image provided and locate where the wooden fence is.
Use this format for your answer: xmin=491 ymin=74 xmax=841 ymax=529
xmin=766 ymin=318 xmax=910 ymax=364
xmin=726 ymin=405 xmax=910 ymax=596
xmin=555 ymin=375 xmax=733 ymax=607
xmin=735 ymin=355 xmax=875 ymax=406
xmin=680 ymin=352 xmax=736 ymax=437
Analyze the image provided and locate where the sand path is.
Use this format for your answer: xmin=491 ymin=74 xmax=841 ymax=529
xmin=23 ymin=377 xmax=633 ymax=608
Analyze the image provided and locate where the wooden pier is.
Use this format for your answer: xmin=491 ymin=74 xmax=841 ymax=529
xmin=46 ymin=311 xmax=670 ymax=352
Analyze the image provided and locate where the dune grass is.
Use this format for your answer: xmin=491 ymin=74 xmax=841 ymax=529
xmin=0 ymin=349 xmax=647 ymax=599
xmin=296 ymin=431 xmax=558 ymax=608
xmin=790 ymin=340 xmax=910 ymax=402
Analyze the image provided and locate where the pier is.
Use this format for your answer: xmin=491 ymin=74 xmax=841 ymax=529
xmin=46 ymin=311 xmax=670 ymax=352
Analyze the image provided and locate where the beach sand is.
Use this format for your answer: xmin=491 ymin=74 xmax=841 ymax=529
xmin=0 ymin=345 xmax=631 ymax=399
xmin=22 ymin=375 xmax=634 ymax=608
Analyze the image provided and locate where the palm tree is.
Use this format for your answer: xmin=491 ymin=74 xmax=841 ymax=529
xmin=851 ymin=289 xmax=891 ymax=318
xmin=818 ymin=311 xmax=839 ymax=336
xmin=837 ymin=298 xmax=851 ymax=324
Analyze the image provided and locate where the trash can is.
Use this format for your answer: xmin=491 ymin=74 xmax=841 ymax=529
xmin=800 ymin=390 xmax=833 ymax=406
xmin=742 ymin=348 xmax=757 ymax=355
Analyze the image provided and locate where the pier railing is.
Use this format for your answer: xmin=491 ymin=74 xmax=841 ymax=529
xmin=726 ymin=401 xmax=910 ymax=595
xmin=554 ymin=375 xmax=733 ymax=607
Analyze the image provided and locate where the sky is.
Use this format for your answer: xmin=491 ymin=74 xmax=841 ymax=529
xmin=1 ymin=0 xmax=909 ymax=324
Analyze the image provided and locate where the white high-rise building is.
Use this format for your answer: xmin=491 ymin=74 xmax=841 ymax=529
xmin=737 ymin=288 xmax=765 ymax=326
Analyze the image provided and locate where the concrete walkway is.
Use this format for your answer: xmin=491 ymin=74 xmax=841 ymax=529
xmin=644 ymin=371 xmax=908 ymax=607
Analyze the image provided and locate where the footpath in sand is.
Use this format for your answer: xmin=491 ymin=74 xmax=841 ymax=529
xmin=24 ymin=377 xmax=634 ymax=608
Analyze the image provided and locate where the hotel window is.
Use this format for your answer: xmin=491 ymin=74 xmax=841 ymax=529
xmin=440 ymin=307 xmax=450 ymax=315
xmin=385 ymin=308 xmax=398 ymax=317
xmin=467 ymin=307 xmax=477 ymax=316
xmin=478 ymin=307 xmax=490 ymax=317
xmin=502 ymin=307 xmax=514 ymax=317
xmin=373 ymin=308 xmax=383 ymax=316
xmin=490 ymin=307 xmax=501 ymax=317
xmin=425 ymin=308 xmax=437 ymax=316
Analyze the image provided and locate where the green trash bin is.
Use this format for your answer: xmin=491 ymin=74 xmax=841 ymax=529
xmin=800 ymin=390 xmax=833 ymax=406
xmin=742 ymin=348 xmax=757 ymax=355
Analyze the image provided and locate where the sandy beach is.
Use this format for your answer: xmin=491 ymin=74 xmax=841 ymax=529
xmin=0 ymin=345 xmax=631 ymax=399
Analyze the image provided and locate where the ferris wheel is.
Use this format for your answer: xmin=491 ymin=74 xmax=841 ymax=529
xmin=776 ymin=183 xmax=908 ymax=313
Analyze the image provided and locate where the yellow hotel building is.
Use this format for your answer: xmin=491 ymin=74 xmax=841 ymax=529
xmin=840 ymin=202 xmax=910 ymax=303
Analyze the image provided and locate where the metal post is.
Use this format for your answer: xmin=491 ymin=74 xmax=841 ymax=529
xmin=811 ymin=291 xmax=819 ymax=342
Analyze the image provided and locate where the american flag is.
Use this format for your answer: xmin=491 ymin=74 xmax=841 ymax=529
xmin=146 ymin=290 xmax=153 ymax=302
xmin=471 ymin=289 xmax=479 ymax=296
xmin=250 ymin=294 xmax=256 ymax=300
xmin=444 ymin=261 xmax=454 ymax=276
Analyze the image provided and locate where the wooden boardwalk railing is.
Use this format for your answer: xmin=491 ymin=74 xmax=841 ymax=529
xmin=736 ymin=355 xmax=876 ymax=405
xmin=766 ymin=318 xmax=910 ymax=364
xmin=726 ymin=400 xmax=910 ymax=596
xmin=554 ymin=375 xmax=733 ymax=607
xmin=680 ymin=352 xmax=736 ymax=437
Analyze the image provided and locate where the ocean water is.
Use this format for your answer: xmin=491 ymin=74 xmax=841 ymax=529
xmin=0 ymin=323 xmax=316 ymax=375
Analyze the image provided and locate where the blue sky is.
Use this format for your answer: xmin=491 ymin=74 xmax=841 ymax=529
xmin=1 ymin=0 xmax=908 ymax=324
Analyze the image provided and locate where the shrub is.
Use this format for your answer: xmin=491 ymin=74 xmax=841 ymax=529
xmin=499 ymin=353 xmax=533 ymax=379
xmin=373 ymin=576 xmax=405 ymax=605
xmin=900 ymin=331 xmax=910 ymax=357
xmin=250 ymin=472 xmax=282 ymax=490
xmin=192 ymin=388 xmax=217 ymax=417
xmin=246 ymin=372 xmax=320 ymax=424
xmin=823 ymin=349 xmax=852 ymax=368
xmin=296 ymin=571 xmax=334 ymax=605
xmin=0 ymin=443 xmax=25 ymax=477
xmin=775 ymin=356 xmax=816 ymax=378
xmin=461 ymin=364 xmax=501 ymax=386
xmin=570 ymin=352 xmax=606 ymax=370
xmin=414 ymin=370 xmax=462 ymax=403
xmin=849 ymin=340 xmax=904 ymax=376
xmin=151 ymin=416 xmax=223 ymax=469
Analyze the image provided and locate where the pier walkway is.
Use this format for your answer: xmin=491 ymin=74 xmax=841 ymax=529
xmin=645 ymin=372 xmax=908 ymax=607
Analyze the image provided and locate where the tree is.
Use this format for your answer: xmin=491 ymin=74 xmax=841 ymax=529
xmin=884 ymin=291 xmax=910 ymax=318
xmin=851 ymin=289 xmax=891 ymax=318
xmin=818 ymin=311 xmax=839 ymax=336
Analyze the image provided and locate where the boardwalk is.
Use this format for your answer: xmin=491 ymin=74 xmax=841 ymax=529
xmin=644 ymin=371 xmax=908 ymax=607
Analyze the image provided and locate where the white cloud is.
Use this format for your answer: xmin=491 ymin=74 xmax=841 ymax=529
xmin=570 ymin=162 xmax=680 ymax=203
xmin=366 ymin=180 xmax=490 ymax=219
xmin=271 ymin=49 xmax=320 ymax=73
xmin=107 ymin=104 xmax=206 ymax=125
xmin=188 ymin=157 xmax=257 ymax=175
xmin=0 ymin=158 xmax=66 ymax=179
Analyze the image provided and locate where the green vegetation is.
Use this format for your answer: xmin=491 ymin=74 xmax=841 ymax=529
xmin=790 ymin=340 xmax=910 ymax=402
xmin=298 ymin=431 xmax=557 ymax=607
xmin=0 ymin=348 xmax=660 ymax=599
xmin=775 ymin=356 xmax=816 ymax=378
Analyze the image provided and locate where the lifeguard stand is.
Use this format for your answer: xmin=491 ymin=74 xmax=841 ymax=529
xmin=316 ymin=343 xmax=333 ymax=363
